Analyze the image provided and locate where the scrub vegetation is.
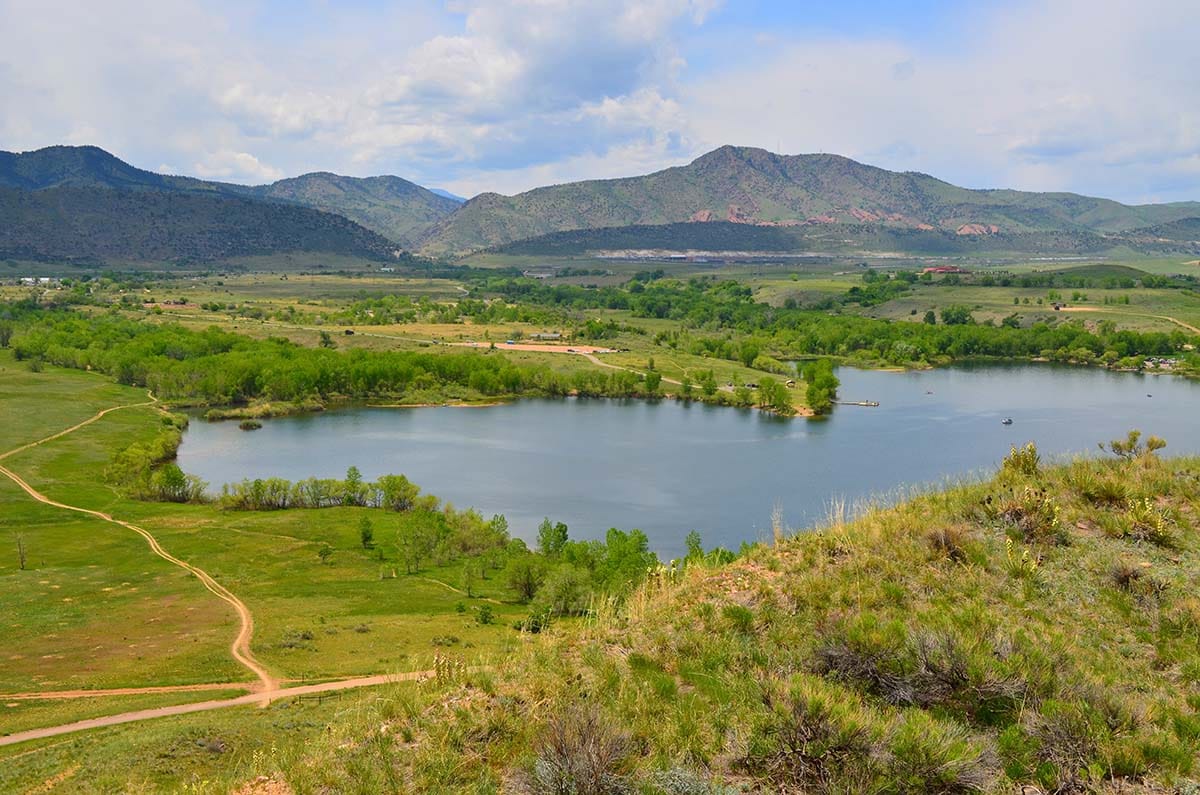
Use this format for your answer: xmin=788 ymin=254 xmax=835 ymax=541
xmin=1 ymin=254 xmax=1198 ymax=791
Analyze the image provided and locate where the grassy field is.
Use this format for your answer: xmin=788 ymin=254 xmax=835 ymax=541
xmin=0 ymin=682 xmax=425 ymax=792
xmin=0 ymin=352 xmax=534 ymax=729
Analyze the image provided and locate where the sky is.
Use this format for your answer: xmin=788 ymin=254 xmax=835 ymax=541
xmin=1 ymin=0 xmax=1198 ymax=204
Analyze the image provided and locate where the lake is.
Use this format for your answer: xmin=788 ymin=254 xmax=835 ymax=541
xmin=177 ymin=364 xmax=1200 ymax=557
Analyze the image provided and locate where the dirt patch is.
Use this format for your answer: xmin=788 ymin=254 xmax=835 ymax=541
xmin=232 ymin=774 xmax=294 ymax=795
xmin=453 ymin=342 xmax=617 ymax=354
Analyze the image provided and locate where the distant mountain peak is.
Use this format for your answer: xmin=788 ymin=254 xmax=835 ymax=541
xmin=417 ymin=144 xmax=1200 ymax=254
xmin=0 ymin=145 xmax=460 ymax=247
xmin=429 ymin=188 xmax=466 ymax=204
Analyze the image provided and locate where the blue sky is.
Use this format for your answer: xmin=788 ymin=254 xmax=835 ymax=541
xmin=2 ymin=0 xmax=1198 ymax=203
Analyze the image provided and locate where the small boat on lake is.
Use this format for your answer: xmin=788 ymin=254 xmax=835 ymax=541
xmin=1001 ymin=418 xmax=1014 ymax=425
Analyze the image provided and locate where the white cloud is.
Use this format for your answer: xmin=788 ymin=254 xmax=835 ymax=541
xmin=685 ymin=0 xmax=1200 ymax=203
xmin=1 ymin=0 xmax=1197 ymax=202
xmin=192 ymin=150 xmax=283 ymax=183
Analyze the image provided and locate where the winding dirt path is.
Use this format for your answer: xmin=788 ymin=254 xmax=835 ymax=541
xmin=0 ymin=397 xmax=156 ymax=463
xmin=0 ymin=397 xmax=278 ymax=696
xmin=0 ymin=462 xmax=277 ymax=695
xmin=1 ymin=684 xmax=253 ymax=701
xmin=0 ymin=672 xmax=430 ymax=747
xmin=1059 ymin=306 xmax=1200 ymax=335
xmin=0 ymin=395 xmax=442 ymax=749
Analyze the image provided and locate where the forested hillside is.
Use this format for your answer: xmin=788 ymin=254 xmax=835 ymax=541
xmin=0 ymin=186 xmax=398 ymax=263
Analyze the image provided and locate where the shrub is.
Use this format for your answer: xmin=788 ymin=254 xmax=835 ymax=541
xmin=928 ymin=526 xmax=972 ymax=563
xmin=886 ymin=711 xmax=996 ymax=793
xmin=475 ymin=604 xmax=494 ymax=625
xmin=1120 ymin=498 xmax=1178 ymax=548
xmin=514 ymin=608 xmax=553 ymax=634
xmin=1024 ymin=700 xmax=1108 ymax=791
xmin=1001 ymin=442 xmax=1041 ymax=479
xmin=814 ymin=621 xmax=1028 ymax=726
xmin=1108 ymin=559 xmax=1144 ymax=591
xmin=522 ymin=705 xmax=633 ymax=795
xmin=1002 ymin=539 xmax=1041 ymax=581
xmin=648 ymin=767 xmax=735 ymax=795
xmin=279 ymin=629 xmax=315 ymax=649
xmin=1068 ymin=468 xmax=1129 ymax=506
xmin=738 ymin=677 xmax=883 ymax=793
xmin=983 ymin=487 xmax=1066 ymax=545
xmin=1100 ymin=430 xmax=1166 ymax=460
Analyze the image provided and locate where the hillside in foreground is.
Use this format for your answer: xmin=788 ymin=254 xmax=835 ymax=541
xmin=5 ymin=435 xmax=1197 ymax=793
xmin=284 ymin=439 xmax=1200 ymax=793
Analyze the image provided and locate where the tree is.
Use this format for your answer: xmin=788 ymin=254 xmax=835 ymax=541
xmin=732 ymin=385 xmax=754 ymax=407
xmin=319 ymin=330 xmax=336 ymax=349
xmin=0 ymin=321 xmax=13 ymax=349
xmin=803 ymin=359 xmax=840 ymax=415
xmin=756 ymin=378 xmax=795 ymax=415
xmin=505 ymin=555 xmax=546 ymax=603
xmin=540 ymin=567 xmax=591 ymax=616
xmin=922 ymin=310 xmax=937 ymax=325
xmin=685 ymin=530 xmax=704 ymax=562
xmin=16 ymin=533 xmax=27 ymax=570
xmin=537 ymin=518 xmax=569 ymax=557
xmin=343 ymin=466 xmax=364 ymax=506
xmin=940 ymin=305 xmax=974 ymax=325
xmin=317 ymin=543 xmax=334 ymax=564
xmin=680 ymin=375 xmax=694 ymax=399
xmin=376 ymin=474 xmax=420 ymax=512
xmin=463 ymin=561 xmax=477 ymax=597
xmin=396 ymin=522 xmax=435 ymax=573
xmin=643 ymin=370 xmax=662 ymax=395
xmin=358 ymin=515 xmax=374 ymax=549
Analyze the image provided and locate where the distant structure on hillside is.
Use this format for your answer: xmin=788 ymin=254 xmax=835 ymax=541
xmin=922 ymin=265 xmax=970 ymax=274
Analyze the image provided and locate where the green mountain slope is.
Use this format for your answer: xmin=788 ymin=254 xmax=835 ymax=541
xmin=0 ymin=146 xmax=458 ymax=247
xmin=256 ymin=172 xmax=460 ymax=247
xmin=494 ymin=220 xmax=1143 ymax=257
xmin=0 ymin=186 xmax=398 ymax=263
xmin=419 ymin=145 xmax=1200 ymax=254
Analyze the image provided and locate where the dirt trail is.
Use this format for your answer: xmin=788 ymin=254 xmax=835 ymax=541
xmin=577 ymin=352 xmax=684 ymax=387
xmin=1 ymin=683 xmax=253 ymax=701
xmin=1059 ymin=306 xmax=1200 ymax=335
xmin=0 ymin=672 xmax=430 ymax=747
xmin=0 ymin=397 xmax=278 ymax=696
xmin=0 ymin=397 xmax=156 ymax=463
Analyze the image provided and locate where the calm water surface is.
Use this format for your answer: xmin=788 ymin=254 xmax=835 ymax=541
xmin=178 ymin=365 xmax=1200 ymax=557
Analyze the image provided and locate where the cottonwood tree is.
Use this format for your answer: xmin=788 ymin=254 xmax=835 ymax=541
xmin=537 ymin=518 xmax=569 ymax=558
xmin=505 ymin=555 xmax=547 ymax=603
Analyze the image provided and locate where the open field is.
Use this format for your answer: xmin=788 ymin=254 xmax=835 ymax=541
xmin=0 ymin=352 xmax=535 ymax=743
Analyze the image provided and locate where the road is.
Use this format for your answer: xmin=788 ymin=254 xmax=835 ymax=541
xmin=0 ymin=672 xmax=430 ymax=747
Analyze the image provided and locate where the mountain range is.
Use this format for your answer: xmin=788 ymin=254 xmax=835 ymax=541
xmin=418 ymin=146 xmax=1200 ymax=255
xmin=2 ymin=144 xmax=1198 ymax=265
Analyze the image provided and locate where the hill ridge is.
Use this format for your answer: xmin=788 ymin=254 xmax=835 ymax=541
xmin=417 ymin=144 xmax=1200 ymax=254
